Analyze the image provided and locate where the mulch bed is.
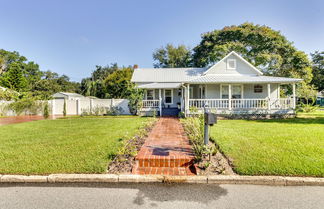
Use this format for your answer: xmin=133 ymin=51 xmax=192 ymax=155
xmin=107 ymin=120 xmax=156 ymax=174
xmin=195 ymin=142 xmax=236 ymax=176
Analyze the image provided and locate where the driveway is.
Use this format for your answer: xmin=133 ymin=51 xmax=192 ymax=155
xmin=0 ymin=115 xmax=56 ymax=126
xmin=0 ymin=183 xmax=323 ymax=209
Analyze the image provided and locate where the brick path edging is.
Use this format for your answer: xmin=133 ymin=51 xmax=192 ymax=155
xmin=0 ymin=174 xmax=323 ymax=186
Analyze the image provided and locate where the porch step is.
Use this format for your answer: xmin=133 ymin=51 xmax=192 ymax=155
xmin=162 ymin=108 xmax=180 ymax=116
xmin=136 ymin=155 xmax=194 ymax=168
xmin=132 ymin=164 xmax=196 ymax=175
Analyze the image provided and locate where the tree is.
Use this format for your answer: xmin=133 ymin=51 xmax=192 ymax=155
xmin=104 ymin=67 xmax=133 ymax=98
xmin=0 ymin=62 xmax=28 ymax=91
xmin=153 ymin=44 xmax=192 ymax=68
xmin=80 ymin=64 xmax=119 ymax=98
xmin=193 ymin=23 xmax=313 ymax=83
xmin=311 ymin=51 xmax=324 ymax=91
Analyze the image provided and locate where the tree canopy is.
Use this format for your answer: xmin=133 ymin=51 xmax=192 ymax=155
xmin=0 ymin=49 xmax=79 ymax=100
xmin=311 ymin=51 xmax=324 ymax=91
xmin=192 ymin=23 xmax=313 ymax=83
xmin=153 ymin=44 xmax=192 ymax=68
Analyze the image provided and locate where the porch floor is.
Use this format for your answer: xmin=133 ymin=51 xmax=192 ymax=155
xmin=132 ymin=117 xmax=196 ymax=175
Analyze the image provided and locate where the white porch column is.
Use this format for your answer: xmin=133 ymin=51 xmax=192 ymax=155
xmin=267 ymin=83 xmax=271 ymax=111
xmin=186 ymin=84 xmax=190 ymax=115
xmin=228 ymin=84 xmax=232 ymax=110
xmin=292 ymin=83 xmax=296 ymax=109
xmin=159 ymin=89 xmax=162 ymax=116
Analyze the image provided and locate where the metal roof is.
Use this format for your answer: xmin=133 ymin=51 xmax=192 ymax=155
xmin=131 ymin=68 xmax=206 ymax=83
xmin=137 ymin=82 xmax=182 ymax=89
xmin=187 ymin=75 xmax=302 ymax=84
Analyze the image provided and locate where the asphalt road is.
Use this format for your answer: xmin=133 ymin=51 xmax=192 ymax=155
xmin=0 ymin=183 xmax=323 ymax=209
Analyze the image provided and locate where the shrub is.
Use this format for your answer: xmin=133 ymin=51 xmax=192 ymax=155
xmin=63 ymin=99 xmax=67 ymax=116
xmin=43 ymin=102 xmax=49 ymax=119
xmin=181 ymin=115 xmax=205 ymax=161
xmin=6 ymin=97 xmax=43 ymax=115
xmin=297 ymin=103 xmax=319 ymax=113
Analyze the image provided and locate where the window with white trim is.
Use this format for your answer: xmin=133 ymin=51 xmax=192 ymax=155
xmin=221 ymin=85 xmax=229 ymax=99
xmin=254 ymin=85 xmax=263 ymax=93
xmin=164 ymin=89 xmax=173 ymax=104
xmin=227 ymin=59 xmax=236 ymax=70
xmin=146 ymin=89 xmax=155 ymax=100
xmin=232 ymin=85 xmax=242 ymax=99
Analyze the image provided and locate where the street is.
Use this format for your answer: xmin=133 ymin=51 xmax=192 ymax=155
xmin=0 ymin=183 xmax=323 ymax=209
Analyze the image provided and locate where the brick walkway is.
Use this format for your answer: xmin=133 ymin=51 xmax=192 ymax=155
xmin=132 ymin=117 xmax=196 ymax=175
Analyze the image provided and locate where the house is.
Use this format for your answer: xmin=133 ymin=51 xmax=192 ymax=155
xmin=131 ymin=51 xmax=302 ymax=116
xmin=52 ymin=92 xmax=85 ymax=100
xmin=316 ymin=91 xmax=324 ymax=106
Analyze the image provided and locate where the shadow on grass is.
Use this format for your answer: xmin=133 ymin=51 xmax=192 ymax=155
xmin=253 ymin=117 xmax=324 ymax=125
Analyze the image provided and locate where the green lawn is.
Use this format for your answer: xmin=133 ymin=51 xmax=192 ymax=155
xmin=0 ymin=116 xmax=151 ymax=174
xmin=211 ymin=112 xmax=324 ymax=177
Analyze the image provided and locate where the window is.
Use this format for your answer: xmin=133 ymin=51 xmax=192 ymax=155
xmin=221 ymin=85 xmax=243 ymax=99
xmin=189 ymin=87 xmax=194 ymax=99
xmin=221 ymin=85 xmax=229 ymax=99
xmin=227 ymin=59 xmax=236 ymax=70
xmin=146 ymin=90 xmax=154 ymax=100
xmin=254 ymin=85 xmax=263 ymax=93
xmin=164 ymin=89 xmax=173 ymax=104
xmin=199 ymin=86 xmax=206 ymax=99
xmin=232 ymin=85 xmax=242 ymax=99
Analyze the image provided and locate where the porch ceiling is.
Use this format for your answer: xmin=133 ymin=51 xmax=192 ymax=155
xmin=137 ymin=82 xmax=182 ymax=89
xmin=187 ymin=75 xmax=302 ymax=84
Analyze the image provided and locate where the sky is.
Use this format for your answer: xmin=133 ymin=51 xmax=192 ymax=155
xmin=0 ymin=0 xmax=323 ymax=81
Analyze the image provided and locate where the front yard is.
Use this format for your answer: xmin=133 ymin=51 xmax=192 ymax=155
xmin=0 ymin=116 xmax=151 ymax=174
xmin=211 ymin=111 xmax=324 ymax=177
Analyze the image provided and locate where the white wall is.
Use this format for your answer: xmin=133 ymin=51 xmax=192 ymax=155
xmin=51 ymin=98 xmax=130 ymax=115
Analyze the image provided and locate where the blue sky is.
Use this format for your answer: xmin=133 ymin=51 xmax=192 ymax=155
xmin=0 ymin=0 xmax=323 ymax=81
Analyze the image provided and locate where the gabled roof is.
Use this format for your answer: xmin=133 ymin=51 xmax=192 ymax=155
xmin=203 ymin=51 xmax=263 ymax=76
xmin=188 ymin=75 xmax=302 ymax=84
xmin=131 ymin=68 xmax=206 ymax=83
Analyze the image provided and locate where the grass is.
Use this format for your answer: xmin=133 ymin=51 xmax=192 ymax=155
xmin=210 ymin=111 xmax=324 ymax=177
xmin=0 ymin=116 xmax=151 ymax=174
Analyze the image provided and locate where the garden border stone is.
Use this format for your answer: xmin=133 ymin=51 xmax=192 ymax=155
xmin=0 ymin=174 xmax=323 ymax=186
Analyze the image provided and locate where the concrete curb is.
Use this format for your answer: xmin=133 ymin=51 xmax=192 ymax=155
xmin=0 ymin=174 xmax=323 ymax=186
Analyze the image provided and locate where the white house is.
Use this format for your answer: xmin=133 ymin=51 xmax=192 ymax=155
xmin=131 ymin=51 xmax=302 ymax=116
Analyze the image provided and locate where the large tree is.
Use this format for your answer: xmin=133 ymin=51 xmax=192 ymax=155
xmin=192 ymin=23 xmax=313 ymax=83
xmin=104 ymin=67 xmax=133 ymax=98
xmin=153 ymin=44 xmax=192 ymax=68
xmin=310 ymin=51 xmax=324 ymax=91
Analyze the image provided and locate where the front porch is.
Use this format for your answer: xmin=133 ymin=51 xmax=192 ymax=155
xmin=139 ymin=82 xmax=297 ymax=116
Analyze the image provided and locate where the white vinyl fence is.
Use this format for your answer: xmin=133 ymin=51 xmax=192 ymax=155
xmin=0 ymin=98 xmax=130 ymax=116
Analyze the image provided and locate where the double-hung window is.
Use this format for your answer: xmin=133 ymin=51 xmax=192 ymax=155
xmin=146 ymin=90 xmax=154 ymax=100
xmin=164 ymin=89 xmax=173 ymax=104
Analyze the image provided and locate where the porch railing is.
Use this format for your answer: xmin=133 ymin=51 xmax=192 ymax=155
xmin=189 ymin=98 xmax=294 ymax=110
xmin=141 ymin=100 xmax=160 ymax=108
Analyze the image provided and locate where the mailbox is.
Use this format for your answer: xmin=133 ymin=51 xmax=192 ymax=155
xmin=204 ymin=112 xmax=217 ymax=126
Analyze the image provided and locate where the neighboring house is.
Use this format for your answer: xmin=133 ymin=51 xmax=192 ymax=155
xmin=131 ymin=51 xmax=302 ymax=116
xmin=316 ymin=91 xmax=324 ymax=106
xmin=52 ymin=92 xmax=85 ymax=100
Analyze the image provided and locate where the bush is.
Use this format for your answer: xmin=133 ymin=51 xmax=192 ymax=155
xmin=181 ymin=115 xmax=205 ymax=161
xmin=43 ymin=102 xmax=49 ymax=119
xmin=6 ymin=97 xmax=43 ymax=115
xmin=63 ymin=99 xmax=67 ymax=116
xmin=297 ymin=103 xmax=319 ymax=113
xmin=127 ymin=88 xmax=144 ymax=115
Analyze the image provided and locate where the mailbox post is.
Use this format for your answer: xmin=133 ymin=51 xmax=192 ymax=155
xmin=203 ymin=107 xmax=217 ymax=145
